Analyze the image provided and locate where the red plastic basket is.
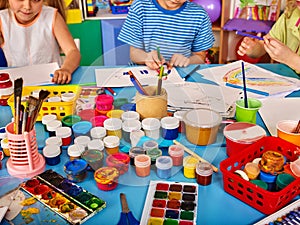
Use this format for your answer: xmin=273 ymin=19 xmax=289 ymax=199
xmin=220 ymin=136 xmax=300 ymax=215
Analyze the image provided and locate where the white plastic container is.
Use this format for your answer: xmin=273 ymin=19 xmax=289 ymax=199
xmin=142 ymin=118 xmax=161 ymax=140
xmin=122 ymin=120 xmax=141 ymax=143
xmin=160 ymin=116 xmax=179 ymax=140
xmin=74 ymin=136 xmax=91 ymax=150
xmin=121 ymin=111 xmax=140 ymax=121
xmin=130 ymin=130 xmax=145 ymax=147
xmin=67 ymin=144 xmax=84 ymax=161
xmin=88 ymin=139 xmax=105 ymax=151
xmin=43 ymin=144 xmax=61 ymax=166
xmin=103 ymin=118 xmax=122 ymax=139
xmin=90 ymin=127 xmax=106 ymax=140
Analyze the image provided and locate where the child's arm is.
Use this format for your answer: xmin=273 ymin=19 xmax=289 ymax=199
xmin=52 ymin=12 xmax=81 ymax=84
xmin=169 ymin=51 xmax=206 ymax=67
xmin=237 ymin=33 xmax=266 ymax=59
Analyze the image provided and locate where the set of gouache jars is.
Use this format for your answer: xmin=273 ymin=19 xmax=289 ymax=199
xmin=103 ymin=118 xmax=122 ymax=139
xmin=94 ymin=167 xmax=119 ymax=191
xmin=106 ymin=153 xmax=130 ymax=175
xmin=0 ymin=73 xmax=13 ymax=106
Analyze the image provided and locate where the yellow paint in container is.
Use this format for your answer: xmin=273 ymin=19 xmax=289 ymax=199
xmin=183 ymin=156 xmax=198 ymax=178
xmin=1 ymin=138 xmax=10 ymax=156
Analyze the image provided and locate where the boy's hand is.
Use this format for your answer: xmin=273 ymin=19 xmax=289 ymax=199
xmin=169 ymin=54 xmax=190 ymax=67
xmin=145 ymin=50 xmax=165 ymax=70
xmin=52 ymin=68 xmax=71 ymax=84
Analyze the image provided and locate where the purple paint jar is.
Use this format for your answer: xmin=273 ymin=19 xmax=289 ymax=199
xmin=160 ymin=116 xmax=179 ymax=140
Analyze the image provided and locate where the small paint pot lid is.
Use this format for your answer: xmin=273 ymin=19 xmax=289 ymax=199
xmin=103 ymin=135 xmax=120 ymax=148
xmin=156 ymin=156 xmax=173 ymax=169
xmin=103 ymin=118 xmax=122 ymax=130
xmin=129 ymin=146 xmax=146 ymax=157
xmin=61 ymin=92 xmax=76 ymax=102
xmin=62 ymin=115 xmax=81 ymax=127
xmin=259 ymin=171 xmax=276 ymax=183
xmin=88 ymin=139 xmax=104 ymax=151
xmin=68 ymin=144 xmax=84 ymax=157
xmin=146 ymin=148 xmax=162 ymax=160
xmin=95 ymin=94 xmax=114 ymax=104
xmin=122 ymin=120 xmax=141 ymax=132
xmin=196 ymin=161 xmax=213 ymax=176
xmin=224 ymin=122 xmax=266 ymax=143
xmin=276 ymin=173 xmax=295 ymax=189
xmin=106 ymin=152 xmax=130 ymax=164
xmin=161 ymin=116 xmax=179 ymax=129
xmin=78 ymin=109 xmax=98 ymax=121
xmin=250 ymin=179 xmax=268 ymax=190
xmin=121 ymin=111 xmax=140 ymax=121
xmin=173 ymin=110 xmax=186 ymax=121
xmin=142 ymin=118 xmax=161 ymax=130
xmin=56 ymin=127 xmax=72 ymax=138
xmin=168 ymin=145 xmax=184 ymax=156
xmin=183 ymin=108 xmax=221 ymax=128
xmin=72 ymin=121 xmax=92 ymax=134
xmin=107 ymin=109 xmax=124 ymax=119
xmin=94 ymin=167 xmax=119 ymax=184
xmin=74 ymin=136 xmax=91 ymax=147
xmin=43 ymin=144 xmax=60 ymax=158
xmin=183 ymin=156 xmax=198 ymax=168
xmin=64 ymin=159 xmax=88 ymax=174
xmin=42 ymin=114 xmax=57 ymax=125
xmin=90 ymin=115 xmax=108 ymax=127
xmin=90 ymin=127 xmax=106 ymax=139
xmin=47 ymin=120 xmax=62 ymax=132
xmin=81 ymin=149 xmax=104 ymax=162
xmin=45 ymin=136 xmax=62 ymax=146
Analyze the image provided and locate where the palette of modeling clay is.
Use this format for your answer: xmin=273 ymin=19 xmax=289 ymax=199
xmin=20 ymin=169 xmax=106 ymax=225
xmin=140 ymin=180 xmax=198 ymax=225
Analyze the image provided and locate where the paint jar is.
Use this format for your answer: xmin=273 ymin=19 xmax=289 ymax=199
xmin=46 ymin=120 xmax=62 ymax=137
xmin=107 ymin=109 xmax=124 ymax=119
xmin=155 ymin=156 xmax=173 ymax=179
xmin=42 ymin=114 xmax=57 ymax=129
xmin=90 ymin=115 xmax=108 ymax=127
xmin=250 ymin=179 xmax=268 ymax=190
xmin=0 ymin=127 xmax=7 ymax=141
xmin=94 ymin=167 xmax=119 ymax=191
xmin=142 ymin=118 xmax=161 ymax=140
xmin=244 ymin=162 xmax=260 ymax=180
xmin=113 ymin=98 xmax=128 ymax=109
xmin=136 ymin=86 xmax=168 ymax=119
xmin=55 ymin=127 xmax=72 ymax=146
xmin=183 ymin=109 xmax=222 ymax=146
xmin=81 ymin=149 xmax=104 ymax=171
xmin=122 ymin=120 xmax=141 ymax=143
xmin=61 ymin=115 xmax=81 ymax=127
xmin=103 ymin=118 xmax=122 ymax=139
xmin=276 ymin=173 xmax=295 ymax=191
xmin=259 ymin=150 xmax=285 ymax=175
xmin=196 ymin=162 xmax=213 ymax=186
xmin=143 ymin=140 xmax=159 ymax=151
xmin=183 ymin=156 xmax=199 ymax=179
xmin=106 ymin=153 xmax=130 ymax=175
xmin=277 ymin=120 xmax=300 ymax=147
xmin=61 ymin=92 xmax=76 ymax=102
xmin=0 ymin=73 xmax=13 ymax=106
xmin=87 ymin=139 xmax=104 ymax=151
xmin=43 ymin=144 xmax=61 ymax=166
xmin=147 ymin=148 xmax=162 ymax=170
xmin=78 ymin=109 xmax=98 ymax=121
xmin=72 ymin=121 xmax=92 ymax=138
xmin=259 ymin=171 xmax=277 ymax=191
xmin=45 ymin=136 xmax=62 ymax=151
xmin=103 ymin=135 xmax=120 ymax=155
xmin=67 ymin=144 xmax=84 ymax=161
xmin=290 ymin=158 xmax=300 ymax=177
xmin=129 ymin=146 xmax=146 ymax=165
xmin=1 ymin=137 xmax=10 ymax=156
xmin=130 ymin=130 xmax=145 ymax=147
xmin=121 ymin=111 xmax=140 ymax=121
xmin=174 ymin=111 xmax=186 ymax=133
xmin=95 ymin=94 xmax=114 ymax=112
xmin=161 ymin=116 xmax=179 ymax=140
xmin=168 ymin=145 xmax=184 ymax=166
xmin=74 ymin=136 xmax=91 ymax=151
xmin=64 ymin=159 xmax=88 ymax=183
xmin=223 ymin=122 xmax=266 ymax=157
xmin=135 ymin=154 xmax=151 ymax=177
xmin=90 ymin=127 xmax=106 ymax=140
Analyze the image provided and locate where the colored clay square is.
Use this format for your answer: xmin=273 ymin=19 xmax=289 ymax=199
xmin=183 ymin=185 xmax=196 ymax=193
xmin=168 ymin=192 xmax=181 ymax=200
xmin=169 ymin=184 xmax=182 ymax=192
xmin=179 ymin=221 xmax=193 ymax=225
xmin=150 ymin=208 xmax=165 ymax=217
xmin=180 ymin=201 xmax=195 ymax=211
xmin=154 ymin=191 xmax=168 ymax=199
xmin=180 ymin=211 xmax=194 ymax=221
xmin=165 ymin=209 xmax=179 ymax=219
xmin=156 ymin=183 xmax=169 ymax=191
xmin=182 ymin=194 xmax=195 ymax=201
xmin=152 ymin=199 xmax=167 ymax=208
xmin=148 ymin=217 xmax=164 ymax=225
xmin=167 ymin=200 xmax=180 ymax=209
xmin=163 ymin=219 xmax=179 ymax=225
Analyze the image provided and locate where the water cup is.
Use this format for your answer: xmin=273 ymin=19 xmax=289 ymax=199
xmin=235 ymin=98 xmax=262 ymax=124
xmin=276 ymin=120 xmax=300 ymax=147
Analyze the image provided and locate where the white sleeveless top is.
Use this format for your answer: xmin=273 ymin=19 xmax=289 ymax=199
xmin=0 ymin=6 xmax=62 ymax=67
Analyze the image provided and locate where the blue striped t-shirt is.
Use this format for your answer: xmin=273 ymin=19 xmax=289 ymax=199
xmin=118 ymin=0 xmax=215 ymax=61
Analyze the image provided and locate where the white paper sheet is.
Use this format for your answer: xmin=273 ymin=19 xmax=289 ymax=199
xmin=259 ymin=98 xmax=300 ymax=136
xmin=95 ymin=65 xmax=184 ymax=87
xmin=198 ymin=60 xmax=300 ymax=97
xmin=0 ymin=63 xmax=59 ymax=86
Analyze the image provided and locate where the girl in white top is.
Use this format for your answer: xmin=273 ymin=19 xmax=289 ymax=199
xmin=0 ymin=0 xmax=81 ymax=84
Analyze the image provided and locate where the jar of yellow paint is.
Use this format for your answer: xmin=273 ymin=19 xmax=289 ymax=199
xmin=183 ymin=156 xmax=198 ymax=178
xmin=1 ymin=137 xmax=10 ymax=156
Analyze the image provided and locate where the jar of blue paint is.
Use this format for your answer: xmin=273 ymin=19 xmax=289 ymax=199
xmin=64 ymin=159 xmax=88 ymax=183
xmin=43 ymin=144 xmax=61 ymax=166
xmin=155 ymin=156 xmax=173 ymax=179
xmin=72 ymin=121 xmax=92 ymax=138
xmin=160 ymin=117 xmax=179 ymax=140
xmin=259 ymin=171 xmax=277 ymax=191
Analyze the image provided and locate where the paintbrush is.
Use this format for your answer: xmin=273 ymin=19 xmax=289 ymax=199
xmin=293 ymin=120 xmax=300 ymax=133
xmin=26 ymin=96 xmax=38 ymax=132
xmin=13 ymin=78 xmax=23 ymax=134
xmin=21 ymin=103 xmax=28 ymax=134
xmin=30 ymin=90 xmax=50 ymax=131
xmin=156 ymin=66 xmax=164 ymax=95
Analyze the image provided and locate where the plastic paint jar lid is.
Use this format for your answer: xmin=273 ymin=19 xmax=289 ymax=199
xmin=259 ymin=171 xmax=277 ymax=183
xmin=156 ymin=156 xmax=173 ymax=170
xmin=0 ymin=127 xmax=7 ymax=139
xmin=47 ymin=120 xmax=62 ymax=132
xmin=174 ymin=111 xmax=186 ymax=121
xmin=45 ymin=136 xmax=62 ymax=146
xmin=250 ymin=179 xmax=268 ymax=190
xmin=147 ymin=148 xmax=162 ymax=161
xmin=183 ymin=156 xmax=198 ymax=169
xmin=90 ymin=127 xmax=106 ymax=140
xmin=106 ymin=152 xmax=130 ymax=164
xmin=42 ymin=114 xmax=57 ymax=126
xmin=107 ymin=109 xmax=124 ymax=119
xmin=143 ymin=140 xmax=159 ymax=151
xmin=103 ymin=135 xmax=120 ymax=148
xmin=135 ymin=154 xmax=151 ymax=167
xmin=168 ymin=145 xmax=184 ymax=156
xmin=61 ymin=92 xmax=76 ymax=102
xmin=74 ymin=136 xmax=91 ymax=148
xmin=121 ymin=111 xmax=140 ymax=121
xmin=196 ymin=162 xmax=213 ymax=176
xmin=244 ymin=162 xmax=260 ymax=180
xmin=43 ymin=144 xmax=60 ymax=158
xmin=142 ymin=118 xmax=161 ymax=130
xmin=276 ymin=173 xmax=295 ymax=190
xmin=72 ymin=121 xmax=92 ymax=135
xmin=122 ymin=120 xmax=141 ymax=132
xmin=290 ymin=158 xmax=300 ymax=177
xmin=47 ymin=96 xmax=61 ymax=102
xmin=234 ymin=170 xmax=249 ymax=181
xmin=64 ymin=159 xmax=88 ymax=175
xmin=56 ymin=127 xmax=72 ymax=138
xmin=90 ymin=115 xmax=108 ymax=127
xmin=94 ymin=167 xmax=119 ymax=184
xmin=68 ymin=144 xmax=84 ymax=157
xmin=161 ymin=117 xmax=179 ymax=129
xmin=103 ymin=118 xmax=122 ymax=130
xmin=88 ymin=139 xmax=104 ymax=151
xmin=62 ymin=115 xmax=81 ymax=127
xmin=129 ymin=146 xmax=146 ymax=157
xmin=252 ymin=158 xmax=261 ymax=165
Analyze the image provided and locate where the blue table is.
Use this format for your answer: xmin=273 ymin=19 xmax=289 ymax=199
xmin=0 ymin=64 xmax=299 ymax=225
